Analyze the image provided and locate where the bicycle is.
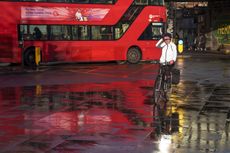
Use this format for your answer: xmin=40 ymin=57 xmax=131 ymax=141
xmin=154 ymin=63 xmax=173 ymax=102
xmin=153 ymin=62 xmax=173 ymax=134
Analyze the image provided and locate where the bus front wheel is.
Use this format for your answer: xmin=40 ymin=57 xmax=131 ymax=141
xmin=127 ymin=47 xmax=141 ymax=64
xmin=24 ymin=48 xmax=36 ymax=67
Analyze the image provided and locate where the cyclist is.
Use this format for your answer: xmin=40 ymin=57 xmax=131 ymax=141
xmin=155 ymin=33 xmax=178 ymax=84
xmin=153 ymin=33 xmax=178 ymax=135
xmin=154 ymin=33 xmax=178 ymax=102
xmin=156 ymin=33 xmax=177 ymax=66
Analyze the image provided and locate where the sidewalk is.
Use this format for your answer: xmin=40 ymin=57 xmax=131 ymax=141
xmin=178 ymin=50 xmax=230 ymax=59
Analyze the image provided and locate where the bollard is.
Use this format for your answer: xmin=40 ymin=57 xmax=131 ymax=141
xmin=178 ymin=39 xmax=183 ymax=54
xmin=36 ymin=84 xmax=42 ymax=96
xmin=35 ymin=46 xmax=41 ymax=66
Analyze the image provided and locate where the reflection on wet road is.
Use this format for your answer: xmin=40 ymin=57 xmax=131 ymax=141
xmin=0 ymin=81 xmax=156 ymax=153
xmin=0 ymin=54 xmax=230 ymax=153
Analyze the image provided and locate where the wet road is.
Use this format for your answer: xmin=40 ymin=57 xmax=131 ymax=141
xmin=0 ymin=53 xmax=230 ymax=153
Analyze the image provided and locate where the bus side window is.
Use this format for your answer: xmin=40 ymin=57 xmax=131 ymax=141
xmin=72 ymin=26 xmax=79 ymax=40
xmin=91 ymin=0 xmax=113 ymax=4
xmin=72 ymin=25 xmax=89 ymax=40
xmin=20 ymin=25 xmax=47 ymax=40
xmin=101 ymin=26 xmax=113 ymax=40
xmin=149 ymin=0 xmax=163 ymax=5
xmin=79 ymin=26 xmax=90 ymax=40
xmin=33 ymin=27 xmax=42 ymax=40
xmin=138 ymin=23 xmax=163 ymax=40
xmin=29 ymin=25 xmax=47 ymax=40
xmin=19 ymin=25 xmax=33 ymax=40
xmin=50 ymin=25 xmax=71 ymax=40
xmin=91 ymin=26 xmax=101 ymax=40
xmin=47 ymin=0 xmax=68 ymax=2
xmin=114 ymin=23 xmax=129 ymax=40
xmin=19 ymin=25 xmax=26 ymax=40
xmin=91 ymin=26 xmax=113 ymax=40
xmin=71 ymin=0 xmax=89 ymax=3
xmin=134 ymin=0 xmax=148 ymax=5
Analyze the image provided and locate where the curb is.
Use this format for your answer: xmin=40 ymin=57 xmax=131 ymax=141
xmin=0 ymin=63 xmax=10 ymax=67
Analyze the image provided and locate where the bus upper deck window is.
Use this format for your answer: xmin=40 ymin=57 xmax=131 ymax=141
xmin=91 ymin=0 xmax=113 ymax=4
xmin=149 ymin=0 xmax=164 ymax=5
xmin=71 ymin=0 xmax=89 ymax=3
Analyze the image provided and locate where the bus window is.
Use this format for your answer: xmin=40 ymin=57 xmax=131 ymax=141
xmin=91 ymin=26 xmax=101 ymax=40
xmin=151 ymin=24 xmax=163 ymax=39
xmin=72 ymin=26 xmax=80 ymax=40
xmin=50 ymin=25 xmax=71 ymax=40
xmin=134 ymin=0 xmax=148 ymax=5
xmin=72 ymin=26 xmax=90 ymax=40
xmin=115 ymin=23 xmax=129 ymax=40
xmin=19 ymin=25 xmax=28 ymax=40
xmin=20 ymin=25 xmax=47 ymax=40
xmin=47 ymin=0 xmax=69 ymax=2
xmin=25 ymin=0 xmax=47 ymax=2
xmin=100 ymin=26 xmax=113 ymax=40
xmin=134 ymin=0 xmax=164 ymax=5
xmin=91 ymin=0 xmax=113 ymax=4
xmin=149 ymin=0 xmax=164 ymax=5
xmin=70 ymin=0 xmax=89 ymax=3
xmin=91 ymin=26 xmax=113 ymax=40
xmin=28 ymin=25 xmax=47 ymax=40
xmin=138 ymin=23 xmax=164 ymax=40
xmin=115 ymin=6 xmax=143 ymax=39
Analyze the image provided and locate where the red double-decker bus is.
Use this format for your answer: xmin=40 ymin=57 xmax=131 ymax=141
xmin=0 ymin=0 xmax=166 ymax=66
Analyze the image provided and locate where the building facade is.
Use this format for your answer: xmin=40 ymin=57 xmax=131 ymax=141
xmin=166 ymin=0 xmax=230 ymax=53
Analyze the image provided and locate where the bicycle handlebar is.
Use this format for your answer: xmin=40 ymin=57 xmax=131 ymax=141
xmin=154 ymin=61 xmax=173 ymax=66
xmin=160 ymin=62 xmax=171 ymax=66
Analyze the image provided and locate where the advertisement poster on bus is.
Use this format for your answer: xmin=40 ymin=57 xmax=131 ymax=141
xmin=21 ymin=6 xmax=110 ymax=21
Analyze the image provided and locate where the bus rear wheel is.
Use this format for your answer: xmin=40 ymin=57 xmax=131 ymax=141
xmin=24 ymin=48 xmax=36 ymax=67
xmin=127 ymin=47 xmax=141 ymax=64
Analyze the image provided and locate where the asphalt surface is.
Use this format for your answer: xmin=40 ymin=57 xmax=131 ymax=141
xmin=0 ymin=52 xmax=229 ymax=153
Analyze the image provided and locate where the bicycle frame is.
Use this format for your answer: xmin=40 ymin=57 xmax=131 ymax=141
xmin=154 ymin=64 xmax=172 ymax=103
